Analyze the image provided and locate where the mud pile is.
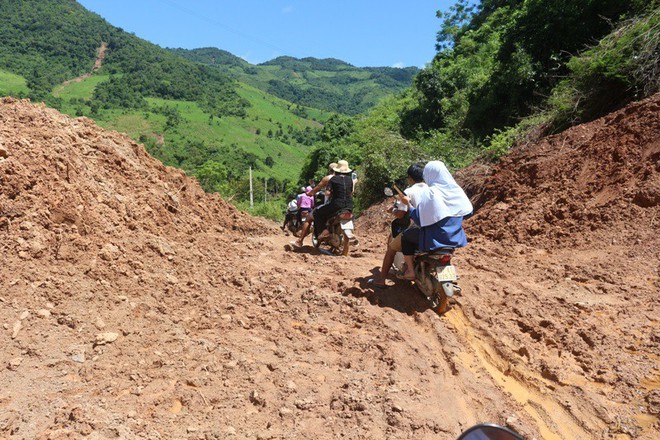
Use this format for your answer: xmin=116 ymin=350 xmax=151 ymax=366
xmin=354 ymin=94 xmax=659 ymax=439
xmin=451 ymin=95 xmax=660 ymax=438
xmin=1 ymin=98 xmax=523 ymax=440
xmin=0 ymin=97 xmax=268 ymax=307
xmin=0 ymin=97 xmax=285 ymax=438
xmin=459 ymin=93 xmax=660 ymax=248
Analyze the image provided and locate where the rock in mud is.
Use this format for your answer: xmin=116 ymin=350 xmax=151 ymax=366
xmin=11 ymin=321 xmax=21 ymax=339
xmin=294 ymin=398 xmax=316 ymax=410
xmin=95 ymin=332 xmax=119 ymax=345
xmin=7 ymin=358 xmax=22 ymax=370
xmin=249 ymin=390 xmax=266 ymax=407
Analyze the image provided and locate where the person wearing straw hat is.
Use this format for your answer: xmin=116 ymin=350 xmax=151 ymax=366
xmin=294 ymin=160 xmax=354 ymax=247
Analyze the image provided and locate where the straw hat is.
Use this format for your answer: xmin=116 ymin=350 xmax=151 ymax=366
xmin=333 ymin=160 xmax=352 ymax=174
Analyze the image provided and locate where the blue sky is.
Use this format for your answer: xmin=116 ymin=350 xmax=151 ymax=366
xmin=77 ymin=0 xmax=456 ymax=68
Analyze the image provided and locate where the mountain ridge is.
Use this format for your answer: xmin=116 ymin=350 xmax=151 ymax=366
xmin=170 ymin=47 xmax=419 ymax=115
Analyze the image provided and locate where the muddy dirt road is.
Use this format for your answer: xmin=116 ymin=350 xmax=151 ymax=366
xmin=1 ymin=96 xmax=658 ymax=439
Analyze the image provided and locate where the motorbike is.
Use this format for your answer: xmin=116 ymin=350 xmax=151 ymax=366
xmin=385 ymin=187 xmax=462 ymax=315
xmin=458 ymin=424 xmax=524 ymax=440
xmin=283 ymin=208 xmax=300 ymax=236
xmin=311 ymin=209 xmax=356 ymax=256
xmin=284 ymin=209 xmax=312 ymax=237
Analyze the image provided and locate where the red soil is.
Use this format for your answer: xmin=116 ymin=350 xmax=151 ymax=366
xmin=1 ymin=94 xmax=658 ymax=439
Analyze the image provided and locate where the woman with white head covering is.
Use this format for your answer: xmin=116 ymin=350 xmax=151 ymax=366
xmin=398 ymin=160 xmax=473 ymax=280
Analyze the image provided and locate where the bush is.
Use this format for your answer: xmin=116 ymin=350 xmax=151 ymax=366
xmin=548 ymin=8 xmax=660 ymax=129
xmin=482 ymin=113 xmax=551 ymax=160
xmin=235 ymin=199 xmax=286 ymax=222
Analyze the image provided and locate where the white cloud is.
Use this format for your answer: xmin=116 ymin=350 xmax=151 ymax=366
xmin=391 ymin=62 xmax=405 ymax=69
xmin=282 ymin=5 xmax=294 ymax=14
xmin=239 ymin=53 xmax=259 ymax=65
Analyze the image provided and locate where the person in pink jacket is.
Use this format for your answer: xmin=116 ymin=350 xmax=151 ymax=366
xmin=296 ymin=185 xmax=315 ymax=224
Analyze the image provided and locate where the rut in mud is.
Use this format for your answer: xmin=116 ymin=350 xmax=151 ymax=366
xmin=0 ymin=94 xmax=658 ymax=439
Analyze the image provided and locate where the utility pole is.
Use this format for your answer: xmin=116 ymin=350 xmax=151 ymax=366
xmin=249 ymin=167 xmax=254 ymax=208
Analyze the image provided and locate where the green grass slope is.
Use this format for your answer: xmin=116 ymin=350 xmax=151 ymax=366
xmin=0 ymin=69 xmax=28 ymax=96
xmin=51 ymin=74 xmax=330 ymax=191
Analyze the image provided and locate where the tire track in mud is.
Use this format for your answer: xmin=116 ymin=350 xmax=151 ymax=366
xmin=454 ymin=241 xmax=660 ymax=440
xmin=272 ymin=231 xmax=628 ymax=439
xmin=445 ymin=306 xmax=596 ymax=439
xmin=270 ymin=233 xmax=543 ymax=437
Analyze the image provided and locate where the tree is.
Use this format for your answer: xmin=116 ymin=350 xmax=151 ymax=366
xmin=319 ymin=114 xmax=354 ymax=142
xmin=164 ymin=107 xmax=182 ymax=129
xmin=195 ymin=160 xmax=228 ymax=193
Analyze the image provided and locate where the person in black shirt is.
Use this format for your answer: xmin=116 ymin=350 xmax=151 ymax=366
xmin=293 ymin=160 xmax=354 ymax=247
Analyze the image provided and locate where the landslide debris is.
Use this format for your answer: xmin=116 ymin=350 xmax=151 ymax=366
xmin=356 ymin=93 xmax=659 ymax=439
xmin=460 ymin=93 xmax=660 ymax=248
xmin=452 ymin=93 xmax=660 ymax=439
xmin=2 ymin=92 xmax=659 ymax=439
xmin=0 ymin=97 xmax=280 ymax=438
xmin=0 ymin=97 xmax=524 ymax=440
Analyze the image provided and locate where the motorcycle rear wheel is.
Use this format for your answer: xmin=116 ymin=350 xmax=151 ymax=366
xmin=311 ymin=225 xmax=320 ymax=249
xmin=413 ymin=262 xmax=450 ymax=315
xmin=312 ymin=226 xmax=349 ymax=256
xmin=338 ymin=231 xmax=350 ymax=256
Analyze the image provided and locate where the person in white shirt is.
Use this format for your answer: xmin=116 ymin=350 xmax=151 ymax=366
xmin=370 ymin=163 xmax=426 ymax=288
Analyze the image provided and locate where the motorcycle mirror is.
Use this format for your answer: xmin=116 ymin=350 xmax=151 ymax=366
xmin=457 ymin=424 xmax=524 ymax=440
xmin=384 ymin=187 xmax=394 ymax=197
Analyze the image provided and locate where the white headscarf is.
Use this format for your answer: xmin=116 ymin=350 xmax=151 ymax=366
xmin=417 ymin=161 xmax=473 ymax=227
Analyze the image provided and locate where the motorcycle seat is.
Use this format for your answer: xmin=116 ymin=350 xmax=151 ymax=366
xmin=329 ymin=209 xmax=353 ymax=222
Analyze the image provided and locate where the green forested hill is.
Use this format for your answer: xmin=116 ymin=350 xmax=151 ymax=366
xmin=0 ymin=0 xmax=420 ymax=214
xmin=0 ymin=0 xmax=246 ymax=117
xmin=303 ymin=0 xmax=659 ymax=209
xmin=170 ymin=48 xmax=419 ymax=115
xmin=0 ymin=0 xmax=337 ymax=206
xmin=168 ymin=47 xmax=249 ymax=70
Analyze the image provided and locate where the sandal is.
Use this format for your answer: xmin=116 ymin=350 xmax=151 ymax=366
xmin=367 ymin=278 xmax=389 ymax=289
xmin=396 ymin=273 xmax=416 ymax=281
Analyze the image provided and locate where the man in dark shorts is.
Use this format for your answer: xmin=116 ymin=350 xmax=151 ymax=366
xmin=294 ymin=160 xmax=353 ymax=247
